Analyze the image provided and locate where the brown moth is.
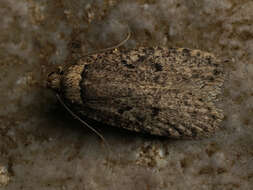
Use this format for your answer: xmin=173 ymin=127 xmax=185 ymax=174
xmin=47 ymin=47 xmax=225 ymax=139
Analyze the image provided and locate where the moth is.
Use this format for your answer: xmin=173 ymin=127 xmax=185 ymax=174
xmin=47 ymin=46 xmax=225 ymax=139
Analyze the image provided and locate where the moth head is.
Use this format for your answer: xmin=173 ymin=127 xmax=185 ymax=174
xmin=47 ymin=66 xmax=63 ymax=92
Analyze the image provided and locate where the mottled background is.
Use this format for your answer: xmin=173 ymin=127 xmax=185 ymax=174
xmin=0 ymin=0 xmax=253 ymax=189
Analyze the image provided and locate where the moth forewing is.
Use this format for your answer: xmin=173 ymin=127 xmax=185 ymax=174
xmin=47 ymin=47 xmax=225 ymax=139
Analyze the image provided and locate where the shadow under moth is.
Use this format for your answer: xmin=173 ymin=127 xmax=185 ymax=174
xmin=47 ymin=46 xmax=225 ymax=139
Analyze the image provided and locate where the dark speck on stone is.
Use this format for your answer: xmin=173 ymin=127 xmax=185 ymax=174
xmin=138 ymin=56 xmax=146 ymax=62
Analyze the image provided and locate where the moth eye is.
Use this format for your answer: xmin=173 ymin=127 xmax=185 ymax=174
xmin=47 ymin=70 xmax=55 ymax=78
xmin=56 ymin=66 xmax=64 ymax=75
xmin=47 ymin=66 xmax=63 ymax=77
xmin=47 ymin=70 xmax=62 ymax=92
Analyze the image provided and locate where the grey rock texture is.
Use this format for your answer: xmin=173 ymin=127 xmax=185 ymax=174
xmin=0 ymin=0 xmax=252 ymax=189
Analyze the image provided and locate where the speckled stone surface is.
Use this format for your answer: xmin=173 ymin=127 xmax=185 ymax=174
xmin=0 ymin=0 xmax=252 ymax=190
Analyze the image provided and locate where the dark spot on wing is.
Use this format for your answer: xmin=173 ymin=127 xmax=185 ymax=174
xmin=213 ymin=69 xmax=221 ymax=75
xmin=153 ymin=63 xmax=163 ymax=72
xmin=151 ymin=107 xmax=160 ymax=117
xmin=118 ymin=106 xmax=133 ymax=114
xmin=208 ymin=76 xmax=215 ymax=82
xmin=121 ymin=60 xmax=135 ymax=69
xmin=136 ymin=115 xmax=146 ymax=122
xmin=153 ymin=75 xmax=160 ymax=83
